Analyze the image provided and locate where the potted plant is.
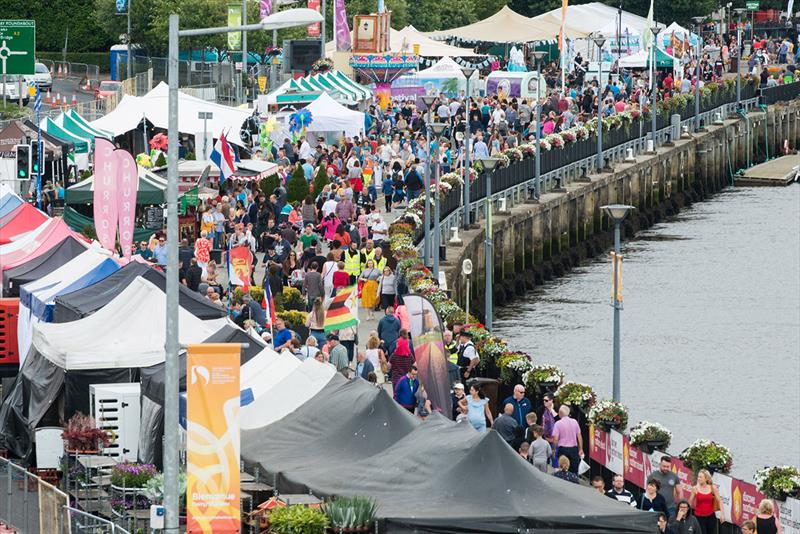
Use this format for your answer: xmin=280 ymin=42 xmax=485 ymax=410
xmin=587 ymin=399 xmax=629 ymax=432
xmin=110 ymin=462 xmax=159 ymax=490
xmin=522 ymin=364 xmax=565 ymax=394
xmin=629 ymin=421 xmax=672 ymax=453
xmin=283 ymin=286 xmax=305 ymax=311
xmin=321 ymin=496 xmax=378 ymax=532
xmin=144 ymin=472 xmax=188 ymax=520
xmin=679 ymin=439 xmax=733 ymax=476
xmin=61 ymin=412 xmax=111 ymax=453
xmin=277 ymin=310 xmax=309 ymax=341
xmin=754 ymin=466 xmax=800 ymax=501
xmin=269 ymin=505 xmax=328 ymax=534
xmin=553 ymin=381 xmax=597 ymax=411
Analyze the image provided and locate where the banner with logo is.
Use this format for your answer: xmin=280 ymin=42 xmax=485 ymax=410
xmin=227 ymin=4 xmax=242 ymax=50
xmin=624 ymin=437 xmax=647 ymax=488
xmin=307 ymin=0 xmax=320 ymax=36
xmin=589 ymin=425 xmax=609 ymax=465
xmin=93 ymin=138 xmax=119 ymax=252
xmin=115 ymin=149 xmax=138 ymax=260
xmin=607 ymin=429 xmax=624 ymax=475
xmin=228 ymin=245 xmax=253 ymax=288
xmin=777 ymin=496 xmax=800 ymax=533
xmin=187 ymin=344 xmax=241 ymax=534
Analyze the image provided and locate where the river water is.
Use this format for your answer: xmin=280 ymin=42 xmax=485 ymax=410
xmin=494 ymin=185 xmax=800 ymax=479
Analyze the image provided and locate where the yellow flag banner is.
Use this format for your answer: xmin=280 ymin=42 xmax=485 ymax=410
xmin=610 ymin=252 xmax=623 ymax=302
xmin=187 ymin=344 xmax=241 ymax=533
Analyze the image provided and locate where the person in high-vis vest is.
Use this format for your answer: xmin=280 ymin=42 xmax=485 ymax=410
xmin=360 ymin=239 xmax=377 ymax=271
xmin=343 ymin=241 xmax=362 ymax=284
xmin=444 ymin=329 xmax=459 ymax=366
xmin=372 ymin=247 xmax=387 ymax=272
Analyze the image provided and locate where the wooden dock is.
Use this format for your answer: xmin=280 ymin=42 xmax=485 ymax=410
xmin=736 ymin=155 xmax=800 ymax=186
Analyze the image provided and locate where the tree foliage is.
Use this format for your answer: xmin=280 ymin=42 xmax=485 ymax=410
xmin=286 ymin=164 xmax=309 ymax=204
xmin=8 ymin=0 xmax=111 ymax=52
xmin=312 ymin=164 xmax=330 ymax=198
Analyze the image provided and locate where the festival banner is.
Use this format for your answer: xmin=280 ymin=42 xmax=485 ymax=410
xmin=307 ymin=0 xmax=320 ymax=36
xmin=334 ymin=0 xmax=351 ymax=52
xmin=187 ymin=344 xmax=241 ymax=534
xmin=607 ymin=429 xmax=625 ymax=475
xmin=669 ymin=457 xmax=695 ymax=502
xmin=259 ymin=0 xmax=272 ymax=19
xmin=115 ymin=149 xmax=138 ymax=260
xmin=93 ymin=138 xmax=119 ymax=253
xmin=227 ymin=4 xmax=242 ymax=50
xmin=777 ymin=496 xmax=800 ymax=533
xmin=589 ymin=425 xmax=608 ymax=465
xmin=228 ymin=245 xmax=253 ymax=288
xmin=735 ymin=481 xmax=765 ymax=526
xmin=713 ymin=473 xmax=734 ymax=522
xmin=624 ymin=437 xmax=647 ymax=488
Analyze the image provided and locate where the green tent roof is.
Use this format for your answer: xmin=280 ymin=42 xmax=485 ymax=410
xmin=65 ymin=166 xmax=173 ymax=205
xmin=66 ymin=110 xmax=113 ymax=139
xmin=43 ymin=118 xmax=89 ymax=153
xmin=64 ymin=205 xmax=154 ymax=243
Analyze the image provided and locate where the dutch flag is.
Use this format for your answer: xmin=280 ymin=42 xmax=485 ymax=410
xmin=210 ymin=132 xmax=237 ymax=185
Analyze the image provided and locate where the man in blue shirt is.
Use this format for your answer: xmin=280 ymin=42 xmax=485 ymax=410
xmin=272 ymin=317 xmax=295 ymax=351
xmin=472 ymin=132 xmax=489 ymax=160
xmin=502 ymin=384 xmax=532 ymax=428
xmin=393 ymin=365 xmax=419 ymax=412
xmin=153 ymin=236 xmax=168 ymax=267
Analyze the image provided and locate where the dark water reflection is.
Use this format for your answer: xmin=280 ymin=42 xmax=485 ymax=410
xmin=494 ymin=186 xmax=800 ymax=478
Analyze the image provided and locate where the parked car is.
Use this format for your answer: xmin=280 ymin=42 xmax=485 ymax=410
xmin=24 ymin=63 xmax=52 ymax=90
xmin=0 ymin=76 xmax=29 ymax=106
xmin=95 ymin=80 xmax=122 ymax=99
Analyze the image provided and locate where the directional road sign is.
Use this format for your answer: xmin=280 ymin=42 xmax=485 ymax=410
xmin=0 ymin=20 xmax=35 ymax=75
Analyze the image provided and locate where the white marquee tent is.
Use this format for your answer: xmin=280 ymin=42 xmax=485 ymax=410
xmin=325 ymin=25 xmax=481 ymax=57
xmin=271 ymin=93 xmax=365 ymax=141
xmin=394 ymin=56 xmax=480 ymax=97
xmin=90 ymin=82 xmax=254 ymax=147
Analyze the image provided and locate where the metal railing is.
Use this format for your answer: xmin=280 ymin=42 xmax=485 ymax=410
xmin=0 ymin=456 xmax=67 ymax=533
xmin=423 ymin=94 xmax=766 ymax=252
xmin=64 ymin=505 xmax=132 ymax=534
xmin=761 ymin=81 xmax=800 ymax=105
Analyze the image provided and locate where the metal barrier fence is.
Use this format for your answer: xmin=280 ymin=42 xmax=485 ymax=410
xmin=120 ymin=69 xmax=153 ymax=97
xmin=0 ymin=456 xmax=67 ymax=533
xmin=38 ymin=60 xmax=101 ymax=86
xmin=64 ymin=506 xmax=132 ymax=534
xmin=761 ymin=80 xmax=800 ymax=105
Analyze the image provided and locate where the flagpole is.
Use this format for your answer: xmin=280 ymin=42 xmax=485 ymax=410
xmin=35 ymin=87 xmax=42 ymax=210
xmin=226 ymin=239 xmax=232 ymax=317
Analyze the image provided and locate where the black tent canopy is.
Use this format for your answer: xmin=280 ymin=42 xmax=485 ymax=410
xmin=242 ymin=378 xmax=657 ymax=533
xmin=3 ymin=237 xmax=87 ymax=296
xmin=53 ymin=262 xmax=227 ymax=322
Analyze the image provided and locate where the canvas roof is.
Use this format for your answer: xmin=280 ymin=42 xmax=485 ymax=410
xmin=302 ymin=93 xmax=365 ymax=138
xmin=89 ymin=82 xmax=253 ymax=147
xmin=531 ymin=2 xmax=662 ymax=39
xmin=53 ymin=261 xmax=228 ymax=323
xmin=32 ymin=277 xmax=228 ymax=370
xmin=427 ymin=5 xmax=585 ymax=43
xmin=4 ymin=236 xmax=87 ymax=297
xmin=242 ymin=378 xmax=657 ymax=532
xmin=41 ymin=117 xmax=90 ymax=153
xmin=0 ymin=189 xmax=23 ymax=219
xmin=66 ymin=165 xmax=170 ymax=205
xmin=415 ymin=56 xmax=481 ymax=80
xmin=0 ymin=218 xmax=87 ymax=273
xmin=0 ymin=203 xmax=48 ymax=244
xmin=325 ymin=26 xmax=481 ymax=57
xmin=619 ymin=47 xmax=677 ymax=68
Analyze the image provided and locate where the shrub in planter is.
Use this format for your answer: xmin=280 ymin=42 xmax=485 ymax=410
xmin=679 ymin=439 xmax=733 ymax=475
xmin=587 ymin=399 xmax=629 ymax=431
xmin=629 ymin=421 xmax=672 ymax=452
xmin=61 ymin=412 xmax=111 ymax=452
xmin=269 ymin=505 xmax=328 ymax=534
xmin=110 ymin=462 xmax=159 ymax=489
xmin=553 ymin=381 xmax=597 ymax=411
xmin=143 ymin=472 xmax=188 ymax=508
xmin=754 ymin=466 xmax=800 ymax=500
xmin=321 ymin=496 xmax=378 ymax=531
xmin=277 ymin=310 xmax=308 ymax=329
xmin=283 ymin=286 xmax=305 ymax=310
xmin=496 ymin=352 xmax=533 ymax=384
xmin=312 ymin=163 xmax=330 ymax=198
xmin=522 ymin=364 xmax=565 ymax=394
xmin=287 ymin=164 xmax=310 ymax=204
xmin=233 ymin=286 xmax=264 ymax=304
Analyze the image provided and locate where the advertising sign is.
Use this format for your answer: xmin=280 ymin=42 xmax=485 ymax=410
xmin=93 ymin=138 xmax=119 ymax=252
xmin=227 ymin=4 xmax=242 ymax=50
xmin=589 ymin=425 xmax=608 ymax=465
xmin=187 ymin=344 xmax=241 ymax=533
xmin=115 ymin=149 xmax=138 ymax=260
xmin=228 ymin=245 xmax=253 ymax=288
xmin=307 ymin=0 xmax=321 ymax=36
xmin=0 ymin=20 xmax=35 ymax=75
xmin=607 ymin=429 xmax=624 ymax=475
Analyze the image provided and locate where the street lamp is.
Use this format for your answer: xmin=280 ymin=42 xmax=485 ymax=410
xmin=429 ymin=122 xmax=447 ymax=280
xmin=197 ymin=111 xmax=213 ymax=159
xmin=531 ymin=50 xmax=547 ymax=200
xmin=649 ymin=26 xmax=662 ymax=148
xmin=591 ymin=33 xmax=607 ymax=171
xmin=733 ymin=9 xmax=745 ymax=106
xmin=460 ymin=66 xmax=476 ymax=230
xmin=480 ymin=156 xmax=500 ymax=330
xmin=167 ymin=9 xmax=321 ymax=532
xmin=601 ymin=203 xmax=634 ymax=402
xmin=691 ymin=17 xmax=705 ymax=132
xmin=420 ymin=94 xmax=437 ymax=268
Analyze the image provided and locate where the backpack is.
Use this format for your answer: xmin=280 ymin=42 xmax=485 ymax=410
xmin=290 ymin=269 xmax=305 ymax=287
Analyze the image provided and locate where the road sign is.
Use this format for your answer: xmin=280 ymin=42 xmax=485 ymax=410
xmin=0 ymin=20 xmax=35 ymax=75
xmin=745 ymin=1 xmax=759 ymax=9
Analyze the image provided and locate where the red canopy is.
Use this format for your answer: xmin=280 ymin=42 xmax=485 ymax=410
xmin=0 ymin=219 xmax=88 ymax=273
xmin=0 ymin=203 xmax=49 ymax=244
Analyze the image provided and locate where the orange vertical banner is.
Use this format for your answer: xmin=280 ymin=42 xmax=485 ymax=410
xmin=187 ymin=344 xmax=241 ymax=533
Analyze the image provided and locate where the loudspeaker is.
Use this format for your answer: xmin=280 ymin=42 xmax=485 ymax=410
xmin=283 ymin=39 xmax=322 ymax=73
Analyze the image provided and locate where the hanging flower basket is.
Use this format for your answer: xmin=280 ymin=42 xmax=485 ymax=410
xmin=629 ymin=421 xmax=672 ymax=453
xmin=587 ymin=399 xmax=629 ymax=432
xmin=679 ymin=440 xmax=733 ymax=476
xmin=553 ymin=381 xmax=597 ymax=411
xmin=522 ymin=364 xmax=565 ymax=395
xmin=754 ymin=466 xmax=800 ymax=501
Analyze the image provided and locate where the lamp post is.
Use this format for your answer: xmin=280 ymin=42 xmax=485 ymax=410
xmin=420 ymin=94 xmax=437 ymax=268
xmin=460 ymin=66 xmax=476 ymax=229
xmin=531 ymin=51 xmax=546 ymax=200
xmin=734 ymin=9 xmax=745 ymax=107
xmin=429 ymin=122 xmax=447 ymax=280
xmin=198 ymin=111 xmax=213 ymax=159
xmin=692 ymin=17 xmax=705 ymax=132
xmin=601 ymin=203 xmax=634 ymax=402
xmin=167 ymin=11 xmax=321 ymax=532
xmin=649 ymin=26 xmax=662 ymax=148
xmin=480 ymin=157 xmax=500 ymax=330
xmin=591 ymin=33 xmax=607 ymax=171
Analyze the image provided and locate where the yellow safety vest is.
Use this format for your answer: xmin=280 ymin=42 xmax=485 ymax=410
xmin=445 ymin=342 xmax=459 ymax=365
xmin=372 ymin=255 xmax=387 ymax=272
xmin=344 ymin=250 xmax=361 ymax=276
xmin=360 ymin=248 xmax=376 ymax=270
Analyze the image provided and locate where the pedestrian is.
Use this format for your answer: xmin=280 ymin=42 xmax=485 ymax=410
xmin=529 ymin=425 xmax=552 ymax=473
xmin=492 ymin=403 xmax=519 ymax=444
xmin=377 ymin=266 xmax=397 ymax=310
xmin=689 ymin=469 xmax=725 ymax=533
xmin=359 ymin=259 xmax=381 ymax=319
xmin=669 ymin=501 xmax=702 ymax=534
xmin=456 ymin=331 xmax=480 ymax=384
xmin=658 ymin=512 xmax=675 ymax=534
xmin=388 ymin=329 xmax=414 ymax=388
xmin=551 ymin=404 xmax=583 ymax=475
xmin=502 ymin=384 xmax=532 ymax=428
xmin=606 ymin=474 xmax=636 ymax=506
xmin=648 ymin=455 xmax=682 ymax=518
xmin=377 ymin=305 xmax=401 ymax=354
xmin=354 ymin=350 xmax=375 ymax=380
xmin=552 ymin=455 xmax=580 ymax=484
xmin=364 ymin=331 xmax=387 ymax=383
xmin=591 ymin=476 xmax=606 ymax=494
xmin=639 ymin=479 xmax=669 ymax=514
xmin=755 ymin=499 xmax=780 ymax=534
xmin=326 ymin=334 xmax=349 ymax=375
xmin=459 ymin=382 xmax=493 ymax=433
xmin=393 ymin=364 xmax=420 ymax=412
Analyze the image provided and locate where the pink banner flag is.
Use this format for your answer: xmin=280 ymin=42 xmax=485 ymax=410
xmin=115 ymin=149 xmax=138 ymax=260
xmin=334 ymin=0 xmax=351 ymax=52
xmin=93 ymin=138 xmax=119 ymax=252
xmin=259 ymin=0 xmax=272 ymax=19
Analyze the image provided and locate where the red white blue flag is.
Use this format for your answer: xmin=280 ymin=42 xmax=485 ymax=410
xmin=210 ymin=132 xmax=236 ymax=185
xmin=262 ymin=282 xmax=277 ymax=327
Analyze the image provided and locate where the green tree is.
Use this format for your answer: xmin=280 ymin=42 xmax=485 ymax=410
xmin=5 ymin=0 xmax=111 ymax=52
xmin=260 ymin=172 xmax=281 ymax=199
xmin=94 ymin=0 xmax=158 ymax=54
xmin=472 ymin=0 xmax=507 ymax=21
xmin=312 ymin=164 xmax=330 ymax=198
xmin=286 ymin=164 xmax=309 ymax=204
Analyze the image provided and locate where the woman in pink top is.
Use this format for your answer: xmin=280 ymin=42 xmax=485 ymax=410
xmin=614 ymin=100 xmax=626 ymax=113
xmin=542 ymin=114 xmax=556 ymax=135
